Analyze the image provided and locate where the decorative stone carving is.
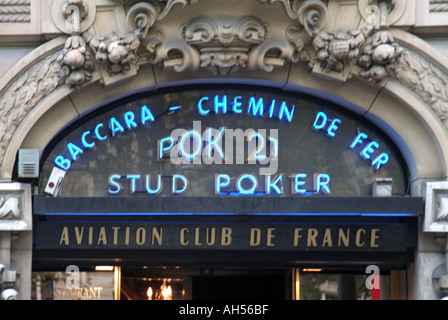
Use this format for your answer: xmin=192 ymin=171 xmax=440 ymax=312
xmin=358 ymin=0 xmax=407 ymax=28
xmin=53 ymin=0 xmax=329 ymax=78
xmin=0 ymin=183 xmax=32 ymax=231
xmin=51 ymin=0 xmax=96 ymax=35
xmin=296 ymin=0 xmax=327 ymax=37
xmin=156 ymin=0 xmax=200 ymax=20
xmin=126 ymin=1 xmax=160 ymax=39
xmin=57 ymin=35 xmax=94 ymax=88
xmin=151 ymin=35 xmax=200 ymax=72
xmin=425 ymin=182 xmax=448 ymax=232
xmin=83 ymin=32 xmax=140 ymax=77
xmin=48 ymin=0 xmax=448 ymax=128
xmin=258 ymin=0 xmax=327 ymax=37
xmin=82 ymin=1 xmax=160 ymax=80
xmin=354 ymin=30 xmax=448 ymax=127
xmin=0 ymin=0 xmax=203 ymax=122
xmin=74 ymin=1 xmax=200 ymax=83
xmin=148 ymin=0 xmax=327 ymax=75
xmin=178 ymin=16 xmax=268 ymax=75
xmin=116 ymin=0 xmax=200 ymax=21
xmin=0 ymin=0 xmax=31 ymax=23
xmin=284 ymin=8 xmax=446 ymax=129
xmin=62 ymin=0 xmax=89 ymax=34
xmin=258 ymin=0 xmax=327 ymax=30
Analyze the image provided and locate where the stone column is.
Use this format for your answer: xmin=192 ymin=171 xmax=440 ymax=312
xmin=421 ymin=181 xmax=448 ymax=299
xmin=0 ymin=183 xmax=32 ymax=300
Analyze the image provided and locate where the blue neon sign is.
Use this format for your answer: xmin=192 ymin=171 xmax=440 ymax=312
xmin=196 ymin=94 xmax=296 ymax=122
xmin=41 ymin=86 xmax=407 ymax=198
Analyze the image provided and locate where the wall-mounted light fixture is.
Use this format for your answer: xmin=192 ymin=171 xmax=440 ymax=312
xmin=18 ymin=149 xmax=39 ymax=178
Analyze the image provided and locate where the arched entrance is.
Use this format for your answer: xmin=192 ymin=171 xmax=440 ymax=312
xmin=1 ymin=0 xmax=448 ymax=301
xmin=25 ymin=83 xmax=421 ymax=300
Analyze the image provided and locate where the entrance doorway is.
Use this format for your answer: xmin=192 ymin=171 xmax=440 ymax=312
xmin=117 ymin=267 xmax=372 ymax=300
xmin=192 ymin=271 xmax=287 ymax=300
xmin=119 ymin=268 xmax=289 ymax=300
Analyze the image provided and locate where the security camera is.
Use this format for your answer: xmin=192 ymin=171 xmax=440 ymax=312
xmin=1 ymin=288 xmax=20 ymax=300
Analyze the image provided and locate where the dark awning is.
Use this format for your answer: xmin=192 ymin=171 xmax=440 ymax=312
xmin=32 ymin=196 xmax=422 ymax=271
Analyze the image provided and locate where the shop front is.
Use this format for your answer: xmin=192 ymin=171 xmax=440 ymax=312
xmin=29 ymin=85 xmax=421 ymax=300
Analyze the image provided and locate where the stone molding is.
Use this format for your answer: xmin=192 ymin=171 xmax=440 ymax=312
xmin=51 ymin=0 xmax=96 ymax=35
xmin=429 ymin=0 xmax=448 ymax=12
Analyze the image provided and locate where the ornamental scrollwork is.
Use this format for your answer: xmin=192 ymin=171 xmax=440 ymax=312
xmin=388 ymin=50 xmax=448 ymax=128
xmin=54 ymin=0 xmax=203 ymax=86
xmin=126 ymin=1 xmax=160 ymax=39
xmin=53 ymin=0 xmax=331 ymax=80
xmin=0 ymin=184 xmax=31 ymax=229
xmin=258 ymin=0 xmax=327 ymax=34
xmin=177 ymin=16 xmax=269 ymax=75
xmin=296 ymin=0 xmax=327 ymax=37
xmin=41 ymin=0 xmax=448 ymax=127
xmin=148 ymin=0 xmax=328 ymax=75
xmin=151 ymin=36 xmax=201 ymax=72
xmin=157 ymin=0 xmax=200 ymax=20
xmin=354 ymin=30 xmax=448 ymax=128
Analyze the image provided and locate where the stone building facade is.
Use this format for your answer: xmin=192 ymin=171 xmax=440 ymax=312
xmin=1 ymin=0 xmax=448 ymax=300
